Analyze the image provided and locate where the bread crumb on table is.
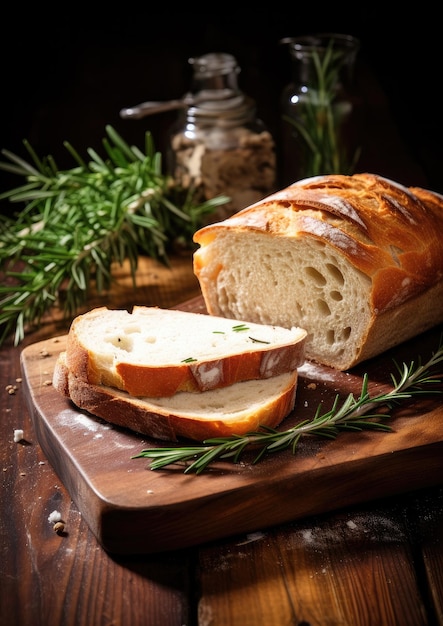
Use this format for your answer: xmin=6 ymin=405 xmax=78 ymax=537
xmin=48 ymin=510 xmax=62 ymax=523
xmin=13 ymin=429 xmax=24 ymax=443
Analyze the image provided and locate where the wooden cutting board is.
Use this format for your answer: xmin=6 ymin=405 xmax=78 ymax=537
xmin=20 ymin=299 xmax=443 ymax=554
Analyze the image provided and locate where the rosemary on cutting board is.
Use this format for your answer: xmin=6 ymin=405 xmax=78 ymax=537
xmin=0 ymin=125 xmax=229 ymax=347
xmin=133 ymin=339 xmax=443 ymax=474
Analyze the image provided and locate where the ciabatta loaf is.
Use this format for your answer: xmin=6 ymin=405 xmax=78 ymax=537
xmin=65 ymin=306 xmax=306 ymax=397
xmin=193 ymin=173 xmax=443 ymax=370
xmin=53 ymin=352 xmax=299 ymax=441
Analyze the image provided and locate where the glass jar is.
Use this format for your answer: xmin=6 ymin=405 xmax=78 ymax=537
xmin=280 ymin=33 xmax=361 ymax=186
xmin=169 ymin=52 xmax=277 ymax=221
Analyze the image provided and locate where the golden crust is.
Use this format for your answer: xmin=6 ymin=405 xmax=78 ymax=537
xmin=194 ymin=173 xmax=443 ymax=313
xmin=53 ymin=353 xmax=299 ymax=442
xmin=193 ymin=173 xmax=443 ymax=370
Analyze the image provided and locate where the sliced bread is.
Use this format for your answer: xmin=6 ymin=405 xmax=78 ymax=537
xmin=193 ymin=173 xmax=443 ymax=370
xmin=65 ymin=306 xmax=307 ymax=397
xmin=53 ymin=352 xmax=299 ymax=441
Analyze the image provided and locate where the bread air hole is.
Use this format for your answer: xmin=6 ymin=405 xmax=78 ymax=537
xmin=304 ymin=267 xmax=327 ymax=286
xmin=316 ymin=299 xmax=331 ymax=316
xmin=105 ymin=335 xmax=134 ymax=352
xmin=123 ymin=323 xmax=142 ymax=334
xmin=325 ymin=263 xmax=345 ymax=285
xmin=343 ymin=327 xmax=352 ymax=340
xmin=326 ymin=329 xmax=335 ymax=345
xmin=329 ymin=290 xmax=343 ymax=301
xmin=325 ymin=326 xmax=352 ymax=346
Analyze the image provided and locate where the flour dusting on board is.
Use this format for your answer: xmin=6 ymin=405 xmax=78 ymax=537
xmin=57 ymin=408 xmax=110 ymax=432
xmin=298 ymin=361 xmax=337 ymax=382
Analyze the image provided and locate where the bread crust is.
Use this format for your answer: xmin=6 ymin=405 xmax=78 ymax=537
xmin=193 ymin=173 xmax=443 ymax=370
xmin=53 ymin=353 xmax=299 ymax=441
xmin=114 ymin=348 xmax=302 ymax=396
xmin=195 ymin=173 xmax=443 ymax=303
xmin=65 ymin=306 xmax=306 ymax=397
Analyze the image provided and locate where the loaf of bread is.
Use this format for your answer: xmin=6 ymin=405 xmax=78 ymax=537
xmin=193 ymin=173 xmax=443 ymax=370
xmin=64 ymin=306 xmax=306 ymax=397
xmin=53 ymin=352 xmax=299 ymax=441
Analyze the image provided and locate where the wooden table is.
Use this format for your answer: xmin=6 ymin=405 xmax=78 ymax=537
xmin=1 ymin=251 xmax=443 ymax=626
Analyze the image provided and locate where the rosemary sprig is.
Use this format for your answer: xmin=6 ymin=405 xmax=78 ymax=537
xmin=133 ymin=340 xmax=443 ymax=474
xmin=0 ymin=125 xmax=229 ymax=347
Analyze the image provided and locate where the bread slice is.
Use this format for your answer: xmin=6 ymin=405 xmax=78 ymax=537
xmin=64 ymin=306 xmax=307 ymax=397
xmin=53 ymin=352 xmax=299 ymax=441
xmin=193 ymin=173 xmax=443 ymax=371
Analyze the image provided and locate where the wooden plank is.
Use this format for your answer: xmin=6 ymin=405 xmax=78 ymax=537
xmin=19 ymin=301 xmax=443 ymax=554
xmin=412 ymin=489 xmax=443 ymax=625
xmin=198 ymin=506 xmax=430 ymax=626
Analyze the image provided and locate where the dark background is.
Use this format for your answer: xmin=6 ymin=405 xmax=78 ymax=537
xmin=1 ymin=5 xmax=441 ymax=216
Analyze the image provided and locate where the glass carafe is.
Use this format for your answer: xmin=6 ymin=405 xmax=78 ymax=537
xmin=280 ymin=33 xmax=361 ymax=186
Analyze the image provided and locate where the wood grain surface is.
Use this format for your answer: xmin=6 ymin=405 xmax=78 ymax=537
xmin=20 ymin=298 xmax=443 ymax=554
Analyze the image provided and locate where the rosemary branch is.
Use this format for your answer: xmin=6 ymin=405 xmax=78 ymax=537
xmin=0 ymin=125 xmax=229 ymax=347
xmin=133 ymin=339 xmax=443 ymax=474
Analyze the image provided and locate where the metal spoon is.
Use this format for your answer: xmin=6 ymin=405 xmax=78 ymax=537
xmin=119 ymin=89 xmax=238 ymax=120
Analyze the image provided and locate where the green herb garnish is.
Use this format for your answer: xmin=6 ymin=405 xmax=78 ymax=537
xmin=133 ymin=340 xmax=443 ymax=474
xmin=232 ymin=324 xmax=250 ymax=332
xmin=0 ymin=125 xmax=229 ymax=347
xmin=249 ymin=337 xmax=271 ymax=344
xmin=181 ymin=357 xmax=198 ymax=363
